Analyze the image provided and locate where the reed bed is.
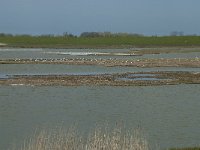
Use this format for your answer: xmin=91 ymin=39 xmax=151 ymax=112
xmin=14 ymin=126 xmax=149 ymax=150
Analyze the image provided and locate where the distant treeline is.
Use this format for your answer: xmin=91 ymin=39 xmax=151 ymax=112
xmin=1 ymin=31 xmax=197 ymax=38
xmin=0 ymin=32 xmax=144 ymax=38
xmin=80 ymin=32 xmax=145 ymax=37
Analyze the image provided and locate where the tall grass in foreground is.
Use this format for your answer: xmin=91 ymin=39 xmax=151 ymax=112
xmin=15 ymin=126 xmax=149 ymax=150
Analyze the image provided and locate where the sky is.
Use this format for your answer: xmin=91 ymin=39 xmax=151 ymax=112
xmin=0 ymin=0 xmax=200 ymax=36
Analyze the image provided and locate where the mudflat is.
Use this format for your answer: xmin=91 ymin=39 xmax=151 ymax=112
xmin=1 ymin=71 xmax=200 ymax=86
xmin=1 ymin=58 xmax=200 ymax=67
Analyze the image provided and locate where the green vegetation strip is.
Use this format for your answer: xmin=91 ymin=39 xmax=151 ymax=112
xmin=1 ymin=35 xmax=200 ymax=48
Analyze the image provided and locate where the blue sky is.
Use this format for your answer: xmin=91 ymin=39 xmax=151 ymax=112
xmin=0 ymin=0 xmax=200 ymax=36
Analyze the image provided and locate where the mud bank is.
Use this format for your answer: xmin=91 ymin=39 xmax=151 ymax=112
xmin=1 ymin=58 xmax=200 ymax=67
xmin=1 ymin=72 xmax=200 ymax=86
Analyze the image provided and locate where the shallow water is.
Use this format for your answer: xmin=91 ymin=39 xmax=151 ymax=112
xmin=117 ymin=73 xmax=169 ymax=81
xmin=118 ymin=73 xmax=156 ymax=81
xmin=118 ymin=77 xmax=162 ymax=81
xmin=1 ymin=85 xmax=200 ymax=149
xmin=1 ymin=48 xmax=200 ymax=149
xmin=145 ymin=52 xmax=200 ymax=59
xmin=0 ymin=74 xmax=9 ymax=79
xmin=0 ymin=48 xmax=134 ymax=59
xmin=1 ymin=64 xmax=200 ymax=77
xmin=1 ymin=48 xmax=200 ymax=60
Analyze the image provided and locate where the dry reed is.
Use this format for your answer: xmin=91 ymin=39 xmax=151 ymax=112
xmin=15 ymin=126 xmax=149 ymax=150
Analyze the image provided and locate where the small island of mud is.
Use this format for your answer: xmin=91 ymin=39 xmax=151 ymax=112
xmin=1 ymin=71 xmax=200 ymax=86
xmin=1 ymin=57 xmax=200 ymax=68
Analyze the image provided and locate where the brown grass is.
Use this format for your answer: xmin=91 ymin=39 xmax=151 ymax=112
xmin=14 ymin=126 xmax=149 ymax=150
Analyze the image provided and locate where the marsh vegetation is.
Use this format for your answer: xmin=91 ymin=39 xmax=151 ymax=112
xmin=12 ymin=126 xmax=149 ymax=150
